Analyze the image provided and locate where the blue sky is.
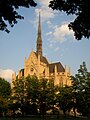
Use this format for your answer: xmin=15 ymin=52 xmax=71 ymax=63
xmin=0 ymin=0 xmax=90 ymax=82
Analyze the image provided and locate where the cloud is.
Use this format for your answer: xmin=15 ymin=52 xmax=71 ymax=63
xmin=35 ymin=8 xmax=55 ymax=21
xmin=48 ymin=43 xmax=53 ymax=49
xmin=34 ymin=0 xmax=56 ymax=23
xmin=46 ymin=20 xmax=56 ymax=29
xmin=46 ymin=31 xmax=52 ymax=36
xmin=38 ymin=0 xmax=50 ymax=6
xmin=0 ymin=69 xmax=14 ymax=83
xmin=54 ymin=47 xmax=60 ymax=51
xmin=47 ymin=23 xmax=74 ymax=42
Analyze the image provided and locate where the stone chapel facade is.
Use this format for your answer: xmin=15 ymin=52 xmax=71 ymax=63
xmin=12 ymin=13 xmax=71 ymax=86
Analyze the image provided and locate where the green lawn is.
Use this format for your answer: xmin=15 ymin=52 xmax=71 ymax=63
xmin=0 ymin=116 xmax=89 ymax=120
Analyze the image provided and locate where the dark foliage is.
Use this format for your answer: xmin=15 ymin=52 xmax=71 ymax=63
xmin=0 ymin=68 xmax=89 ymax=117
xmin=0 ymin=77 xmax=11 ymax=98
xmin=0 ymin=77 xmax=11 ymax=116
xmin=0 ymin=0 xmax=37 ymax=33
xmin=49 ymin=0 xmax=90 ymax=40
xmin=71 ymin=62 xmax=90 ymax=117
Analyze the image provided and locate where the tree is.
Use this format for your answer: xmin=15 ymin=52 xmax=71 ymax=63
xmin=71 ymin=62 xmax=90 ymax=117
xmin=49 ymin=0 xmax=90 ymax=40
xmin=12 ymin=77 xmax=27 ymax=116
xmin=0 ymin=77 xmax=11 ymax=98
xmin=12 ymin=77 xmax=25 ymax=103
xmin=46 ymin=79 xmax=58 ymax=115
xmin=38 ymin=78 xmax=49 ymax=116
xmin=0 ymin=0 xmax=37 ymax=33
xmin=26 ymin=76 xmax=39 ymax=115
xmin=12 ymin=76 xmax=39 ymax=115
xmin=57 ymin=85 xmax=73 ymax=116
xmin=0 ymin=77 xmax=11 ymax=116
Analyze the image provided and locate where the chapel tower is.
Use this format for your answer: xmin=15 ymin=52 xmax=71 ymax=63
xmin=36 ymin=12 xmax=42 ymax=56
xmin=12 ymin=12 xmax=71 ymax=87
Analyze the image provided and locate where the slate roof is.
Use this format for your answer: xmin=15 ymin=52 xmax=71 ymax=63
xmin=40 ymin=56 xmax=49 ymax=64
xmin=33 ymin=52 xmax=65 ymax=73
xmin=49 ymin=62 xmax=65 ymax=73
xmin=34 ymin=52 xmax=49 ymax=64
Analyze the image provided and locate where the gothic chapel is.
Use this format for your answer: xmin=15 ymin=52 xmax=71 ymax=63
xmin=12 ymin=13 xmax=71 ymax=86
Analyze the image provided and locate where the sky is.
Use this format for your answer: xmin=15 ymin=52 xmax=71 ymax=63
xmin=0 ymin=0 xmax=90 ymax=83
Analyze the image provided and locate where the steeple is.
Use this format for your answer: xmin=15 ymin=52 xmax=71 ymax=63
xmin=36 ymin=12 xmax=42 ymax=56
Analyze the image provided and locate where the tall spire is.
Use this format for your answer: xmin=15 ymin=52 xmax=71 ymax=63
xmin=36 ymin=12 xmax=42 ymax=56
xmin=38 ymin=12 xmax=41 ymax=35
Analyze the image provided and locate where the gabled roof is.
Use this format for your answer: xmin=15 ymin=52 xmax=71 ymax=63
xmin=27 ymin=50 xmax=37 ymax=62
xmin=49 ymin=62 xmax=65 ymax=73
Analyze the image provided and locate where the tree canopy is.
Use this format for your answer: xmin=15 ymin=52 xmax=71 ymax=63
xmin=71 ymin=62 xmax=90 ymax=116
xmin=49 ymin=0 xmax=90 ymax=40
xmin=0 ymin=66 xmax=90 ymax=117
xmin=0 ymin=0 xmax=37 ymax=33
xmin=0 ymin=77 xmax=11 ymax=98
xmin=0 ymin=77 xmax=11 ymax=115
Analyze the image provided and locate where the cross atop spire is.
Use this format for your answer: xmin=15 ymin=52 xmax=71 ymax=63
xmin=36 ymin=12 xmax=42 ymax=56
